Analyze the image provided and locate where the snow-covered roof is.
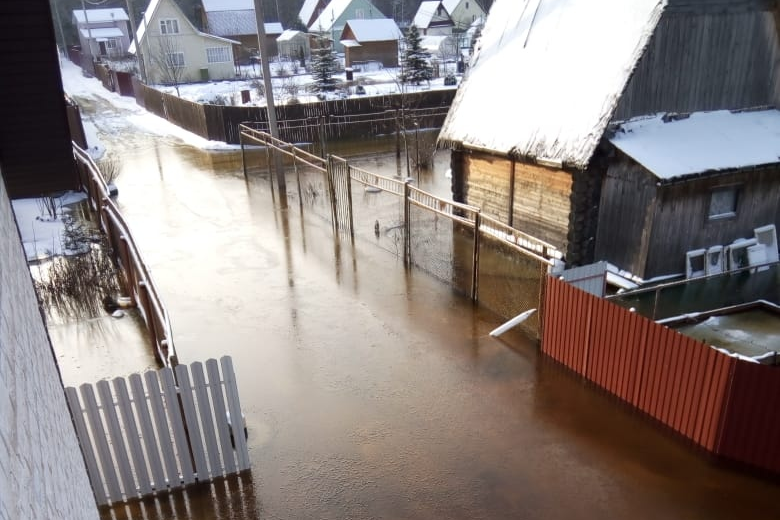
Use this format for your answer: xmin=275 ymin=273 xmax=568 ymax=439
xmin=79 ymin=28 xmax=125 ymax=39
xmin=343 ymin=18 xmax=401 ymax=42
xmin=309 ymin=0 xmax=354 ymax=32
xmin=73 ymin=8 xmax=129 ymax=24
xmin=277 ymin=29 xmax=304 ymax=42
xmin=421 ymin=35 xmax=453 ymax=52
xmin=413 ymin=1 xmax=444 ymax=29
xmin=129 ymin=0 xmax=238 ymax=54
xmin=206 ymin=10 xmax=283 ymax=38
xmin=439 ymin=0 xmax=665 ymax=169
xmin=202 ymin=0 xmax=253 ymax=12
xmin=299 ymin=0 xmax=322 ymax=27
xmin=609 ymin=110 xmax=780 ymax=180
xmin=341 ymin=39 xmax=361 ymax=47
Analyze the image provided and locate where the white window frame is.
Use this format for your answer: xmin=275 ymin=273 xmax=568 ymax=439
xmin=206 ymin=47 xmax=231 ymax=63
xmin=105 ymin=38 xmax=118 ymax=50
xmin=160 ymin=18 xmax=180 ymax=35
xmin=166 ymin=52 xmax=185 ymax=68
xmin=708 ymin=186 xmax=738 ymax=220
xmin=355 ymin=8 xmax=365 ymax=19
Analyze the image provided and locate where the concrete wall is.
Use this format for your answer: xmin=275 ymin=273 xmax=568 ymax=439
xmin=0 ymin=177 xmax=99 ymax=520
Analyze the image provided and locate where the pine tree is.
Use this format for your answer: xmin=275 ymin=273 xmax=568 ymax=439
xmin=311 ymin=31 xmax=338 ymax=93
xmin=399 ymin=25 xmax=432 ymax=86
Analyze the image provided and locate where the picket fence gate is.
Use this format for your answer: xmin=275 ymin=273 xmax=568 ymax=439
xmin=65 ymin=356 xmax=250 ymax=506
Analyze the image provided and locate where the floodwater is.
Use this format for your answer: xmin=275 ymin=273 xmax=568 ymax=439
xmin=64 ymin=96 xmax=780 ymax=519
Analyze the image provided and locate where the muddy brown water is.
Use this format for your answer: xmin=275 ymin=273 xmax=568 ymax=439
xmin=61 ymin=98 xmax=780 ymax=519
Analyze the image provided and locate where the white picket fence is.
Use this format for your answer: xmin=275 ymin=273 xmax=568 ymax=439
xmin=65 ymin=356 xmax=250 ymax=506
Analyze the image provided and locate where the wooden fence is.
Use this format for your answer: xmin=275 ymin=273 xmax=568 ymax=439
xmin=131 ymin=76 xmax=455 ymax=144
xmin=542 ymin=276 xmax=780 ymax=475
xmin=72 ymin=143 xmax=176 ymax=367
xmin=65 ymin=357 xmax=250 ymax=507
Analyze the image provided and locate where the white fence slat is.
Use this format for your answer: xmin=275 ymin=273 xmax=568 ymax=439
xmin=96 ymin=380 xmax=136 ymax=499
xmin=160 ymin=368 xmax=195 ymax=485
xmin=113 ymin=377 xmax=153 ymax=496
xmin=206 ymin=359 xmax=237 ymax=474
xmin=65 ymin=387 xmax=107 ymax=506
xmin=129 ymin=373 xmax=166 ymax=491
xmin=80 ymin=383 xmax=123 ymax=503
xmin=175 ymin=364 xmax=209 ymax=480
xmin=144 ymin=370 xmax=180 ymax=488
xmin=191 ymin=362 xmax=223 ymax=476
xmin=221 ymin=356 xmax=250 ymax=471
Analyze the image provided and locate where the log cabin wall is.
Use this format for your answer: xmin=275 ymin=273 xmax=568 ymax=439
xmin=613 ymin=0 xmax=780 ymax=121
xmin=645 ymin=164 xmax=780 ymax=277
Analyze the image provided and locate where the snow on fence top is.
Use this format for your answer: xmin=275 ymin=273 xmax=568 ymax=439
xmin=610 ymin=109 xmax=780 ymax=180
xmin=439 ymin=0 xmax=666 ymax=170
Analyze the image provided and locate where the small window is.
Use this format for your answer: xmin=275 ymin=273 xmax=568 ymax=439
xmin=355 ymin=8 xmax=365 ymax=19
xmin=105 ymin=39 xmax=118 ymax=50
xmin=466 ymin=2 xmax=470 ymax=8
xmin=160 ymin=19 xmax=180 ymax=35
xmin=166 ymin=52 xmax=185 ymax=68
xmin=708 ymin=186 xmax=737 ymax=220
xmin=206 ymin=47 xmax=231 ymax=63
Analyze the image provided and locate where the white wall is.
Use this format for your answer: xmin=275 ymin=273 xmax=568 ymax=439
xmin=0 ymin=178 xmax=99 ymax=520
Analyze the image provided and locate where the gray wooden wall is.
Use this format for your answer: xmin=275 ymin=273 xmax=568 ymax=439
xmin=614 ymin=1 xmax=780 ymax=121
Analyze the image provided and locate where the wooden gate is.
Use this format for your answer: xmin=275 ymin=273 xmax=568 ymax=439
xmin=65 ymin=356 xmax=250 ymax=506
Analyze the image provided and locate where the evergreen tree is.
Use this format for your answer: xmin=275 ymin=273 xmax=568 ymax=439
xmin=399 ymin=24 xmax=432 ymax=86
xmin=311 ymin=31 xmax=338 ymax=93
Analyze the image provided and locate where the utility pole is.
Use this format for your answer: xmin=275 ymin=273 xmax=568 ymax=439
xmin=126 ymin=0 xmax=147 ymax=82
xmin=81 ymin=0 xmax=95 ymax=75
xmin=253 ymin=0 xmax=286 ymax=195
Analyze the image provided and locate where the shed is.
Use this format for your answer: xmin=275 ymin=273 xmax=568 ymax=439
xmin=340 ymin=18 xmax=401 ymax=68
xmin=277 ymin=30 xmax=310 ymax=61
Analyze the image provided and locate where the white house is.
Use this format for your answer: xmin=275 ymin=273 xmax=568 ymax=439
xmin=72 ymin=8 xmax=131 ymax=60
xmin=129 ymin=0 xmax=238 ymax=85
xmin=442 ymin=0 xmax=486 ymax=32
xmin=413 ymin=1 xmax=455 ymax=36
xmin=308 ymin=0 xmax=386 ymax=52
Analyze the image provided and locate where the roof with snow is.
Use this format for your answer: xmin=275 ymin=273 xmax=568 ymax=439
xmin=206 ymin=9 xmax=283 ymax=38
xmin=202 ymin=0 xmax=253 ymax=12
xmin=72 ymin=8 xmax=129 ymax=24
xmin=277 ymin=29 xmax=304 ymax=42
xmin=299 ymin=0 xmax=323 ymax=28
xmin=129 ymin=0 xmax=238 ymax=54
xmin=79 ymin=28 xmax=125 ymax=39
xmin=342 ymin=19 xmax=401 ymax=42
xmin=609 ymin=109 xmax=780 ymax=181
xmin=439 ymin=0 xmax=666 ymax=169
xmin=310 ymin=0 xmax=380 ymax=32
xmin=413 ymin=1 xmax=452 ymax=29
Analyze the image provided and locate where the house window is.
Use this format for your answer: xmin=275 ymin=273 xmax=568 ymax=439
xmin=206 ymin=47 xmax=231 ymax=63
xmin=105 ymin=39 xmax=118 ymax=50
xmin=160 ymin=18 xmax=180 ymax=34
xmin=355 ymin=8 xmax=365 ymax=19
xmin=166 ymin=52 xmax=185 ymax=68
xmin=708 ymin=186 xmax=738 ymax=220
xmin=466 ymin=2 xmax=470 ymax=8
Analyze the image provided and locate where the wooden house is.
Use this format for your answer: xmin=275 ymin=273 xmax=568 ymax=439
xmin=413 ymin=1 xmax=455 ymax=36
xmin=441 ymin=0 xmax=486 ymax=32
xmin=439 ymin=0 xmax=780 ymax=280
xmin=340 ymin=18 xmax=401 ymax=68
xmin=308 ymin=0 xmax=386 ymax=53
xmin=201 ymin=0 xmax=283 ymax=63
xmin=130 ymin=0 xmax=238 ymax=84
xmin=72 ymin=8 xmax=131 ymax=61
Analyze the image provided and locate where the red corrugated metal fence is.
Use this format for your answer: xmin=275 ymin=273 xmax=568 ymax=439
xmin=541 ymin=276 xmax=779 ymax=475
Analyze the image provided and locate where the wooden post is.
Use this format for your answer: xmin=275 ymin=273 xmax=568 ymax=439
xmin=319 ymin=116 xmax=327 ymax=158
xmin=345 ymin=160 xmax=355 ymax=243
xmin=395 ymin=109 xmax=401 ymax=160
xmin=508 ymin=159 xmax=516 ymax=227
xmin=327 ymin=156 xmax=339 ymax=235
xmin=404 ymin=181 xmax=411 ymax=266
xmin=240 ymin=130 xmax=247 ymax=178
xmin=471 ymin=211 xmax=481 ymax=301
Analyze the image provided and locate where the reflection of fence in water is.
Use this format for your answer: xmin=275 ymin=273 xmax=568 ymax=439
xmin=239 ymin=126 xmax=563 ymax=339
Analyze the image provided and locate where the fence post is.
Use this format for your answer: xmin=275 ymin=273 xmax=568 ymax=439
xmin=327 ymin=155 xmax=339 ymax=235
xmin=345 ymin=160 xmax=355 ymax=244
xmin=403 ymin=181 xmax=411 ymax=266
xmin=471 ymin=211 xmax=481 ymax=301
xmin=240 ymin=129 xmax=247 ymax=178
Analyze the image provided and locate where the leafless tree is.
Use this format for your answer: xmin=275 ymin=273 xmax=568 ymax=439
xmin=151 ymin=36 xmax=187 ymax=95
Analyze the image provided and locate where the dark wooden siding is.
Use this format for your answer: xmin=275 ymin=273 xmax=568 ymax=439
xmin=645 ymin=165 xmax=780 ymax=277
xmin=614 ymin=4 xmax=780 ymax=120
xmin=594 ymin=153 xmax=658 ymax=276
xmin=345 ymin=41 xmax=399 ymax=68
xmin=0 ymin=0 xmax=78 ymax=198
xmin=462 ymin=152 xmax=572 ymax=252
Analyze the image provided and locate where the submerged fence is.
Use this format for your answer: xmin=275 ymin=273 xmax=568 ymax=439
xmin=65 ymin=357 xmax=250 ymax=507
xmin=72 ymin=143 xmax=176 ymax=367
xmin=239 ymin=127 xmax=562 ymax=338
xmin=542 ymin=276 xmax=780 ymax=476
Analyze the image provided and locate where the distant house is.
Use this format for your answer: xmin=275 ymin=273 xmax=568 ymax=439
xmin=439 ymin=0 xmax=780 ymax=280
xmin=201 ymin=0 xmax=283 ymax=63
xmin=413 ymin=1 xmax=455 ymax=36
xmin=308 ymin=0 xmax=386 ymax=53
xmin=130 ymin=0 xmax=238 ymax=84
xmin=441 ymin=0 xmax=486 ymax=32
xmin=277 ymin=30 xmax=310 ymax=61
xmin=340 ymin=18 xmax=401 ymax=68
xmin=72 ymin=8 xmax=131 ymax=60
xmin=299 ymin=0 xmax=329 ymax=29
